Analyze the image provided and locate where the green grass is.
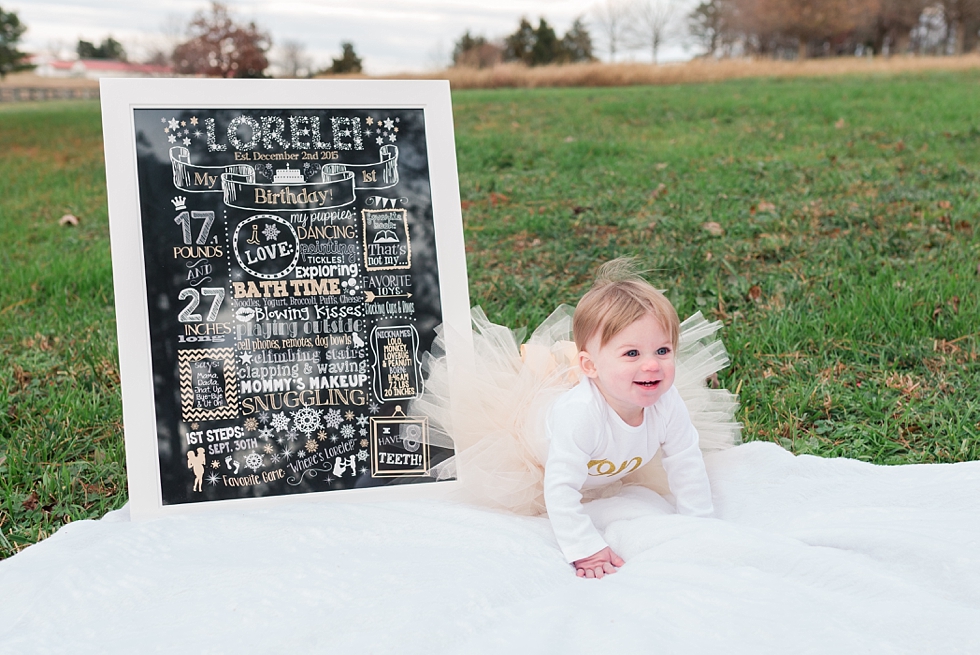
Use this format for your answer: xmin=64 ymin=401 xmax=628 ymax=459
xmin=2 ymin=72 xmax=979 ymax=558
xmin=0 ymin=101 xmax=124 ymax=557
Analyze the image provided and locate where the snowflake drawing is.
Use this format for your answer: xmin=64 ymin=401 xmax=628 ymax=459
xmin=286 ymin=429 xmax=298 ymax=442
xmin=271 ymin=412 xmax=290 ymax=432
xmin=317 ymin=430 xmax=328 ymax=442
xmin=359 ymin=467 xmax=368 ymax=476
xmin=182 ymin=137 xmax=191 ymax=146
xmin=340 ymin=424 xmax=355 ymax=440
xmin=305 ymin=439 xmax=318 ymax=453
xmin=281 ymin=448 xmax=294 ymax=460
xmin=270 ymin=452 xmax=281 ymax=464
xmin=323 ymin=408 xmax=343 ymax=429
xmin=244 ymin=418 xmax=258 ymax=431
xmin=375 ymin=136 xmax=384 ymax=146
xmin=329 ymin=433 xmax=339 ymax=444
xmin=368 ymin=402 xmax=380 ymax=414
xmin=360 ymin=439 xmax=369 ymax=448
xmin=383 ymin=117 xmax=394 ymax=130
xmin=263 ymin=443 xmax=274 ymax=454
xmin=168 ymin=117 xmax=179 ymax=130
xmin=366 ymin=116 xmax=374 ymax=125
xmin=244 ymin=452 xmax=264 ymax=471
xmin=359 ymin=428 xmax=367 ymax=437
xmin=168 ymin=134 xmax=177 ymax=143
xmin=206 ymin=472 xmax=220 ymax=486
xmin=259 ymin=427 xmax=274 ymax=440
xmin=263 ymin=223 xmax=280 ymax=241
xmin=258 ymin=411 xmax=270 ymax=424
xmin=356 ymin=449 xmax=369 ymax=462
xmin=388 ymin=133 xmax=397 ymax=143
xmin=345 ymin=411 xmax=356 ymax=421
xmin=356 ymin=414 xmax=369 ymax=427
xmin=292 ymin=407 xmax=323 ymax=434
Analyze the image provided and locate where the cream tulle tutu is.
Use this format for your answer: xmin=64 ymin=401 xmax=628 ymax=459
xmin=411 ymin=307 xmax=741 ymax=515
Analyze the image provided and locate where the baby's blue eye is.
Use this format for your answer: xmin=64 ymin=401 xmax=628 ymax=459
xmin=656 ymin=347 xmax=670 ymax=356
xmin=625 ymin=349 xmax=639 ymax=357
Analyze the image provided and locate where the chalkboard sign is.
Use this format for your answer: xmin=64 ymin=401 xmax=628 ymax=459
xmin=102 ymin=80 xmax=470 ymax=519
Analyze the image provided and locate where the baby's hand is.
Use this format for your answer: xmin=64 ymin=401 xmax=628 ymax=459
xmin=573 ymin=547 xmax=625 ymax=579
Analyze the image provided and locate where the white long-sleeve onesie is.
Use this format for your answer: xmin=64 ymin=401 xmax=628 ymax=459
xmin=543 ymin=379 xmax=714 ymax=563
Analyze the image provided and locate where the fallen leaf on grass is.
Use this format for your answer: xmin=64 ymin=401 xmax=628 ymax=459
xmin=757 ymin=200 xmax=776 ymax=213
xmin=12 ymin=364 xmax=31 ymax=389
xmin=702 ymin=221 xmax=724 ymax=236
xmin=835 ymin=118 xmax=846 ymax=129
xmin=650 ymin=183 xmax=667 ymax=200
xmin=655 ymin=162 xmax=668 ymax=170
xmin=460 ymin=200 xmax=474 ymax=210
xmin=938 ymin=200 xmax=952 ymax=209
xmin=59 ymin=214 xmax=79 ymax=226
xmin=489 ymin=192 xmax=509 ymax=207
xmin=22 ymin=491 xmax=39 ymax=511
xmin=748 ymin=285 xmax=762 ymax=301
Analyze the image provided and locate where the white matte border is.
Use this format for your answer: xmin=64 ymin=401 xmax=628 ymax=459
xmin=101 ymin=79 xmax=471 ymax=520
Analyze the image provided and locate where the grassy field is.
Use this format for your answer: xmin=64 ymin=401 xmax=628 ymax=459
xmin=1 ymin=71 xmax=979 ymax=558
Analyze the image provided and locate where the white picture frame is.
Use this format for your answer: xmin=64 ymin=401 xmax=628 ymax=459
xmin=101 ymin=79 xmax=471 ymax=520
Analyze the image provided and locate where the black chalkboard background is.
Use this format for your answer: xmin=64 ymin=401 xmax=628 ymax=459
xmin=132 ymin=108 xmax=454 ymax=504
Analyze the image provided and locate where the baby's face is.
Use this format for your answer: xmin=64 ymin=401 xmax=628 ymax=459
xmin=579 ymin=313 xmax=676 ymax=424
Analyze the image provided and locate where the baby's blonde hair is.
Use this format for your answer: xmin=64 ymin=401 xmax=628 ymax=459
xmin=573 ymin=258 xmax=680 ymax=352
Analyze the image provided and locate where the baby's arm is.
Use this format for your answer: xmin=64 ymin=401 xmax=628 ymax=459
xmin=544 ymin=400 xmax=623 ymax=575
xmin=660 ymin=388 xmax=713 ymax=517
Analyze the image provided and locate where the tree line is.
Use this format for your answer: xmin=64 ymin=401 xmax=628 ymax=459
xmin=455 ymin=0 xmax=980 ymax=67
xmin=0 ymin=2 xmax=362 ymax=80
xmin=687 ymin=0 xmax=980 ymax=58
xmin=3 ymin=0 xmax=980 ymax=82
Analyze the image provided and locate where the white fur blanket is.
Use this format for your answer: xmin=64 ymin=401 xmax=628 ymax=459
xmin=2 ymin=441 xmax=978 ymax=654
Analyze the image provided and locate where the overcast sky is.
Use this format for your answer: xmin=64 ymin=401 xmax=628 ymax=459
xmin=9 ymin=0 xmax=696 ymax=74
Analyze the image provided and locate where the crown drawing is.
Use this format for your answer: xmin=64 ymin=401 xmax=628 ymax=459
xmin=171 ymin=196 xmax=187 ymax=210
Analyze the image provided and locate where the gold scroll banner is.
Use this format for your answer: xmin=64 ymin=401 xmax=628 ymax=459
xmin=221 ymin=170 xmax=356 ymax=211
xmin=324 ymin=145 xmax=399 ymax=190
xmin=170 ymin=146 xmax=254 ymax=193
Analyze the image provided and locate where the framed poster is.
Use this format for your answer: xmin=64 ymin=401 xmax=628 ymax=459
xmin=101 ymin=79 xmax=471 ymax=519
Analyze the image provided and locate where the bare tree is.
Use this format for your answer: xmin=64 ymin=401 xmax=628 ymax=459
xmin=860 ymin=0 xmax=929 ymax=55
xmin=938 ymin=0 xmax=980 ymax=53
xmin=591 ymin=0 xmax=632 ymax=60
xmin=276 ymin=40 xmax=311 ymax=77
xmin=753 ymin=0 xmax=878 ymax=58
xmin=173 ymin=2 xmax=271 ymax=78
xmin=629 ymin=0 xmax=677 ymax=63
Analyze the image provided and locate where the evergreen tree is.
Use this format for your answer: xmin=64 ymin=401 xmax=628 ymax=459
xmin=77 ymin=36 xmax=127 ymax=61
xmin=561 ymin=17 xmax=597 ymax=62
xmin=529 ymin=18 xmax=560 ymax=65
xmin=453 ymin=30 xmax=487 ymax=65
xmin=504 ymin=18 xmax=536 ymax=63
xmin=329 ymin=42 xmax=362 ymax=73
xmin=0 ymin=6 xmax=32 ymax=79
